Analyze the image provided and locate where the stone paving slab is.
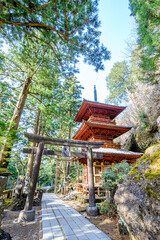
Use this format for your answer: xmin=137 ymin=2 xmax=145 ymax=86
xmin=41 ymin=193 xmax=112 ymax=240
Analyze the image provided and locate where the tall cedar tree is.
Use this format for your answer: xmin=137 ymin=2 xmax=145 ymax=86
xmin=105 ymin=61 xmax=133 ymax=105
xmin=0 ymin=1 xmax=111 ymax=167
xmin=129 ymin=0 xmax=160 ymax=83
xmin=0 ymin=0 xmax=110 ymax=73
xmin=0 ymin=41 xmax=60 ymax=167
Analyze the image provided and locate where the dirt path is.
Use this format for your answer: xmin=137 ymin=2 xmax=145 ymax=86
xmin=1 ymin=206 xmax=40 ymax=240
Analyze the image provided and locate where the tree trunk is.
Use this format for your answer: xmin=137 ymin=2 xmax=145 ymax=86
xmin=0 ymin=75 xmax=32 ymax=167
xmin=54 ymin=158 xmax=60 ymax=193
xmin=51 ymin=179 xmax=54 ymax=187
xmin=0 ymin=75 xmax=31 ymax=232
xmin=24 ymin=142 xmax=44 ymax=211
xmin=24 ymin=109 xmax=40 ymax=193
xmin=38 ymin=116 xmax=46 ymax=136
xmin=66 ymin=109 xmax=72 ymax=179
xmin=41 ymin=120 xmax=46 ymax=136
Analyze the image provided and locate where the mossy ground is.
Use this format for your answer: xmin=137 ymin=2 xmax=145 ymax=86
xmin=3 ymin=198 xmax=14 ymax=208
xmin=0 ymin=168 xmax=7 ymax=173
xmin=0 ymin=167 xmax=12 ymax=176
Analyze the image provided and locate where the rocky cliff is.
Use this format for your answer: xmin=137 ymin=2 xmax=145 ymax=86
xmin=115 ymin=144 xmax=160 ymax=240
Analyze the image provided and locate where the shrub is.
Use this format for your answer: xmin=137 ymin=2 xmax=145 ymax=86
xmin=102 ymin=161 xmax=133 ymax=202
xmin=100 ymin=200 xmax=117 ymax=218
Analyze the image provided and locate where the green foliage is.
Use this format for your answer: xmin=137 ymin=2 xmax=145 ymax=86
xmin=0 ymin=0 xmax=110 ymax=174
xmin=0 ymin=41 xmax=83 ymax=183
xmin=3 ymin=198 xmax=14 ymax=208
xmin=100 ymin=200 xmax=117 ymax=218
xmin=69 ymin=163 xmax=78 ymax=182
xmin=0 ymin=0 xmax=110 ymax=188
xmin=101 ymin=161 xmax=133 ymax=218
xmin=0 ymin=38 xmax=62 ymax=167
xmin=0 ymin=120 xmax=7 ymax=138
xmin=47 ymin=186 xmax=55 ymax=193
xmin=55 ymin=76 xmax=83 ymax=138
xmin=0 ymin=120 xmax=18 ymax=155
xmin=129 ymin=0 xmax=160 ymax=83
xmin=105 ymin=61 xmax=133 ymax=105
xmin=0 ymin=81 xmax=15 ymax=140
xmin=39 ymin=159 xmax=56 ymax=187
xmin=0 ymin=0 xmax=110 ymax=73
xmin=7 ymin=152 xmax=27 ymax=189
xmin=0 ymin=168 xmax=7 ymax=173
xmin=139 ymin=113 xmax=150 ymax=130
xmin=102 ymin=161 xmax=132 ymax=201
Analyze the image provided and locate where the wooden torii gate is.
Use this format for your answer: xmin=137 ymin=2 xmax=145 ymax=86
xmin=19 ymin=132 xmax=104 ymax=222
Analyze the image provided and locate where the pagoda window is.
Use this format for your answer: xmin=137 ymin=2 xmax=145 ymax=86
xmin=95 ymin=176 xmax=101 ymax=184
xmin=95 ymin=166 xmax=101 ymax=174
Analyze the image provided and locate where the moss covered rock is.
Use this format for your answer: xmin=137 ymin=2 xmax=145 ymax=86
xmin=115 ymin=144 xmax=160 ymax=240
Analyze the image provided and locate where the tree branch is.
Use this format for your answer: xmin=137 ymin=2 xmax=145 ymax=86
xmin=21 ymin=28 xmax=65 ymax=72
xmin=0 ymin=20 xmax=85 ymax=49
xmin=14 ymin=0 xmax=38 ymax=23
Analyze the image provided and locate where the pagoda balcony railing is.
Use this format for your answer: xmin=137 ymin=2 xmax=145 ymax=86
xmin=103 ymin=143 xmax=121 ymax=149
xmin=88 ymin=115 xmax=116 ymax=125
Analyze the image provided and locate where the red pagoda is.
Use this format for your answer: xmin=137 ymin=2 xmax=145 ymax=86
xmin=73 ymin=99 xmax=142 ymax=194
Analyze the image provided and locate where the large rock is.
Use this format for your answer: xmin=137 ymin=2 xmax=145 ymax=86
xmin=115 ymin=144 xmax=160 ymax=240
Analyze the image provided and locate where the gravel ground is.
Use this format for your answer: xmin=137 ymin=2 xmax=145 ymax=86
xmin=1 ymin=206 xmax=40 ymax=240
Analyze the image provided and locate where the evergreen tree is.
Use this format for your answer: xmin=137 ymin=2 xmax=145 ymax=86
xmin=129 ymin=0 xmax=160 ymax=83
xmin=105 ymin=61 xmax=133 ymax=105
xmin=0 ymin=40 xmax=60 ymax=167
xmin=0 ymin=0 xmax=110 ymax=73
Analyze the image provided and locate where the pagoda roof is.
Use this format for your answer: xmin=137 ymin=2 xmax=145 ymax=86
xmin=72 ymin=147 xmax=142 ymax=164
xmin=93 ymin=148 xmax=142 ymax=158
xmin=73 ymin=121 xmax=132 ymax=140
xmin=74 ymin=99 xmax=126 ymax=122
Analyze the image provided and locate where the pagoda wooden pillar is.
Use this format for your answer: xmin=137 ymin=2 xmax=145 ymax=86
xmin=86 ymin=147 xmax=99 ymax=216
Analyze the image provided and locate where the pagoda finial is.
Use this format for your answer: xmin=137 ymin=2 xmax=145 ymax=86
xmin=94 ymin=85 xmax=97 ymax=102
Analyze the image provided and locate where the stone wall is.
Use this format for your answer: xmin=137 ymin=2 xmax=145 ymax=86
xmin=115 ymin=144 xmax=160 ymax=240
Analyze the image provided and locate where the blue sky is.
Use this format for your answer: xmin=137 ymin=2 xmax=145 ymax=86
xmin=76 ymin=0 xmax=136 ymax=103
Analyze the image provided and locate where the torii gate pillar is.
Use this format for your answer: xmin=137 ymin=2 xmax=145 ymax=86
xmin=18 ymin=142 xmax=44 ymax=222
xmin=86 ymin=147 xmax=99 ymax=216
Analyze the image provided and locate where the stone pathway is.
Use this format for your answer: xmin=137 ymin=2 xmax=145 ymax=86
xmin=41 ymin=193 xmax=112 ymax=240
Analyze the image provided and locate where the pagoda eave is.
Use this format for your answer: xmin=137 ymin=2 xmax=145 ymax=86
xmin=74 ymin=99 xmax=126 ymax=122
xmin=73 ymin=121 xmax=132 ymax=141
xmin=73 ymin=151 xmax=142 ymax=165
